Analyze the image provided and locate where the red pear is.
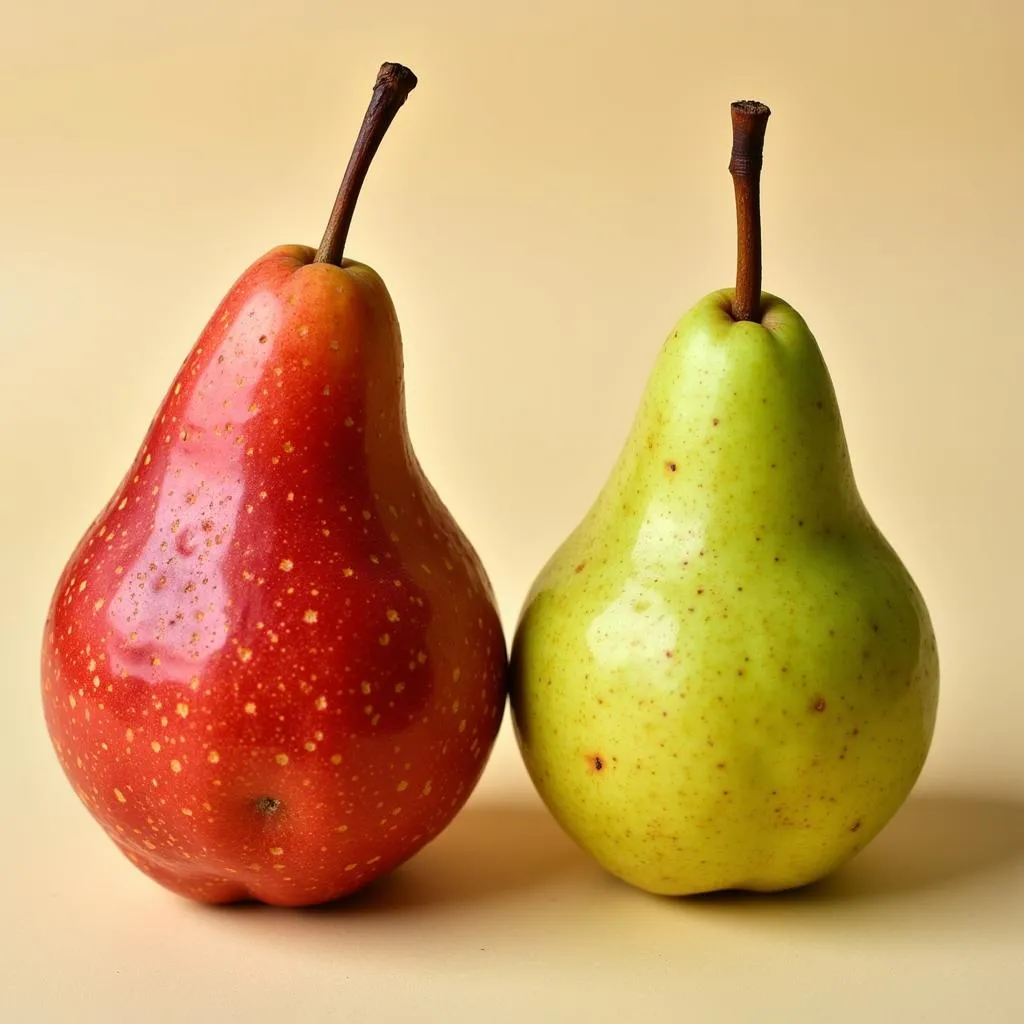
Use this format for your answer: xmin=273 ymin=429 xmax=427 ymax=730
xmin=41 ymin=63 xmax=507 ymax=907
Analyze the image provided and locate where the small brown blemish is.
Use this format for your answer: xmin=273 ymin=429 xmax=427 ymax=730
xmin=665 ymin=460 xmax=677 ymax=474
xmin=588 ymin=754 xmax=605 ymax=773
xmin=712 ymin=417 xmax=720 ymax=426
xmin=811 ymin=697 xmax=827 ymax=713
xmin=850 ymin=820 xmax=861 ymax=832
xmin=254 ymin=796 xmax=282 ymax=817
xmin=574 ymin=563 xmax=586 ymax=573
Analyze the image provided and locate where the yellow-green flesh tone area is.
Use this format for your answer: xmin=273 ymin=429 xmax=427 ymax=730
xmin=510 ymin=290 xmax=939 ymax=895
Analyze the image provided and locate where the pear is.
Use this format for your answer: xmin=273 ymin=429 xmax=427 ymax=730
xmin=41 ymin=64 xmax=507 ymax=907
xmin=509 ymin=101 xmax=938 ymax=895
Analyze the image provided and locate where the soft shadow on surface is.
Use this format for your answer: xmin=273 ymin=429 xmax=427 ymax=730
xmin=332 ymin=801 xmax=587 ymax=913
xmin=213 ymin=799 xmax=589 ymax=917
xmin=822 ymin=791 xmax=1024 ymax=899
xmin=690 ymin=791 xmax=1024 ymax=908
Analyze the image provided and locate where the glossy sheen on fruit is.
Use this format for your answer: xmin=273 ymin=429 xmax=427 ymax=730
xmin=42 ymin=246 xmax=507 ymax=906
xmin=510 ymin=290 xmax=938 ymax=895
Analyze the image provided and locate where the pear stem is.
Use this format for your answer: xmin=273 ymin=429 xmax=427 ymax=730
xmin=315 ymin=63 xmax=418 ymax=267
xmin=728 ymin=100 xmax=771 ymax=322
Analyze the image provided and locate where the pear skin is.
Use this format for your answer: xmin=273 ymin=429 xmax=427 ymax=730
xmin=510 ymin=288 xmax=938 ymax=895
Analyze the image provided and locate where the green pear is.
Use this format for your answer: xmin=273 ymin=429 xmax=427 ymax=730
xmin=509 ymin=101 xmax=938 ymax=895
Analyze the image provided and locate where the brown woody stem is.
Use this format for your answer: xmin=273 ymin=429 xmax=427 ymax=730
xmin=315 ymin=63 xmax=418 ymax=266
xmin=728 ymin=100 xmax=771 ymax=322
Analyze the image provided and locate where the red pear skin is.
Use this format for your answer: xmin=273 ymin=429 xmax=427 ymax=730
xmin=41 ymin=245 xmax=507 ymax=906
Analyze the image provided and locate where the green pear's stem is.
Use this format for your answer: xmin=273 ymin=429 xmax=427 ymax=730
xmin=315 ymin=63 xmax=418 ymax=267
xmin=728 ymin=100 xmax=771 ymax=322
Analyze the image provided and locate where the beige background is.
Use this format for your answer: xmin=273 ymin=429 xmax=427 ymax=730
xmin=2 ymin=0 xmax=1023 ymax=1019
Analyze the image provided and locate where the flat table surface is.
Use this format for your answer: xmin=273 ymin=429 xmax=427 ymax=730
xmin=3 ymin=1 xmax=1024 ymax=1020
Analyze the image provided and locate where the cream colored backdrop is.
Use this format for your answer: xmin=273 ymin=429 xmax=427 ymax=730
xmin=2 ymin=1 xmax=1022 ymax=1020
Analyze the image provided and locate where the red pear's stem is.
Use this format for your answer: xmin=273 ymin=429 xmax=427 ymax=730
xmin=315 ymin=62 xmax=418 ymax=266
xmin=728 ymin=100 xmax=771 ymax=322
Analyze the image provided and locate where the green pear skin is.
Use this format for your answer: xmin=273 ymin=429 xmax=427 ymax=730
xmin=510 ymin=290 xmax=939 ymax=895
